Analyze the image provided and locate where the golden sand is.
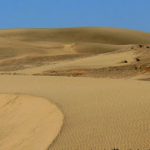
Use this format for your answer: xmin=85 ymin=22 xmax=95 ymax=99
xmin=0 ymin=94 xmax=63 ymax=150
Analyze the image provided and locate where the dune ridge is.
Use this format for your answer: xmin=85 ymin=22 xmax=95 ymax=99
xmin=0 ymin=28 xmax=150 ymax=73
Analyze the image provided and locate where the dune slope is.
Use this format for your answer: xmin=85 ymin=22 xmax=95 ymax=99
xmin=0 ymin=28 xmax=150 ymax=72
xmin=0 ymin=94 xmax=63 ymax=150
xmin=0 ymin=28 xmax=150 ymax=150
xmin=0 ymin=76 xmax=150 ymax=150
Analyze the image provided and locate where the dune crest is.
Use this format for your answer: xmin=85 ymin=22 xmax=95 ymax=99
xmin=0 ymin=94 xmax=63 ymax=150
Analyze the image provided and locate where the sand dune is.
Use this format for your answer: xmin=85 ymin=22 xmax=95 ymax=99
xmin=14 ymin=45 xmax=150 ymax=78
xmin=0 ymin=28 xmax=150 ymax=72
xmin=0 ymin=76 xmax=150 ymax=150
xmin=0 ymin=28 xmax=150 ymax=150
xmin=0 ymin=94 xmax=63 ymax=150
xmin=14 ymin=48 xmax=135 ymax=75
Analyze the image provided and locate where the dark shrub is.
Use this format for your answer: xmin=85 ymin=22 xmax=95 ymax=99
xmin=123 ymin=60 xmax=128 ymax=63
xmin=136 ymin=58 xmax=140 ymax=62
xmin=139 ymin=44 xmax=143 ymax=48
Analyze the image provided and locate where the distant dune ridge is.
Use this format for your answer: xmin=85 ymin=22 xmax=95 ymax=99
xmin=0 ymin=28 xmax=150 ymax=150
xmin=0 ymin=28 xmax=150 ymax=78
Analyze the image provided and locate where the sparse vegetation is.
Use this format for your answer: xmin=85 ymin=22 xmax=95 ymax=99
xmin=123 ymin=60 xmax=128 ymax=63
xmin=136 ymin=58 xmax=140 ymax=62
xmin=139 ymin=44 xmax=143 ymax=48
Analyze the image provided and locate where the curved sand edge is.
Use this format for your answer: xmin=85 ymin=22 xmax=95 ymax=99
xmin=0 ymin=94 xmax=64 ymax=150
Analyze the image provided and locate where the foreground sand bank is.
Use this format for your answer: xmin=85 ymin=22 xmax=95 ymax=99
xmin=0 ymin=75 xmax=150 ymax=150
xmin=0 ymin=94 xmax=63 ymax=150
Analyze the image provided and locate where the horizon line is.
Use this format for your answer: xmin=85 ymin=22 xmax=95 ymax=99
xmin=0 ymin=26 xmax=149 ymax=33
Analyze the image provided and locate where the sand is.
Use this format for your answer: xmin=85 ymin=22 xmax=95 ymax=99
xmin=0 ymin=94 xmax=63 ymax=150
xmin=0 ymin=28 xmax=150 ymax=150
xmin=0 ymin=76 xmax=150 ymax=150
xmin=15 ymin=48 xmax=135 ymax=75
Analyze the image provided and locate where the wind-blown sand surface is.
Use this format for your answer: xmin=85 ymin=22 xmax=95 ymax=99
xmin=0 ymin=28 xmax=150 ymax=150
xmin=0 ymin=76 xmax=150 ymax=150
xmin=0 ymin=94 xmax=63 ymax=150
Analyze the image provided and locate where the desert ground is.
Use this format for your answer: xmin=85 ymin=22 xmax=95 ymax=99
xmin=0 ymin=94 xmax=63 ymax=150
xmin=0 ymin=28 xmax=150 ymax=150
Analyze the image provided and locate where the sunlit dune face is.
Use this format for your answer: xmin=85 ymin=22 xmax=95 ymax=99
xmin=0 ymin=94 xmax=63 ymax=150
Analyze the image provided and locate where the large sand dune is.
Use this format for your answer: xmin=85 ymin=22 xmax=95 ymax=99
xmin=0 ymin=28 xmax=150 ymax=150
xmin=0 ymin=76 xmax=150 ymax=150
xmin=0 ymin=94 xmax=63 ymax=150
xmin=0 ymin=28 xmax=150 ymax=72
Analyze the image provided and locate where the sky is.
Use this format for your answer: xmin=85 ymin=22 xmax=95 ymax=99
xmin=0 ymin=0 xmax=150 ymax=32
